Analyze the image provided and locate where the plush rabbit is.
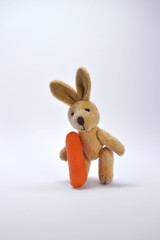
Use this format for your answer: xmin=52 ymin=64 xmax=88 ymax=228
xmin=49 ymin=67 xmax=125 ymax=184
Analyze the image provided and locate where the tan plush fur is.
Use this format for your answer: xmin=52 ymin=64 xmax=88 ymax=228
xmin=50 ymin=67 xmax=125 ymax=184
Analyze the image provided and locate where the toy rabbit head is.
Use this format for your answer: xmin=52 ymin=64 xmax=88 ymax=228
xmin=50 ymin=67 xmax=100 ymax=132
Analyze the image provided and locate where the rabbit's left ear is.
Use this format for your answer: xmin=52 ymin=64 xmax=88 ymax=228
xmin=49 ymin=80 xmax=77 ymax=105
xmin=76 ymin=67 xmax=91 ymax=101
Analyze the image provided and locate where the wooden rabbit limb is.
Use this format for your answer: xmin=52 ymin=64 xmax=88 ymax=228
xmin=59 ymin=146 xmax=67 ymax=161
xmin=99 ymin=147 xmax=114 ymax=184
xmin=97 ymin=129 xmax=125 ymax=156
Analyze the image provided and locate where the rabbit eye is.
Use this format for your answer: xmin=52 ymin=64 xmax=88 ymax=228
xmin=71 ymin=112 xmax=74 ymax=116
xmin=85 ymin=108 xmax=90 ymax=112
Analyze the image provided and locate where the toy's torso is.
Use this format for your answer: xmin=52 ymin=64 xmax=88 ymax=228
xmin=79 ymin=127 xmax=103 ymax=160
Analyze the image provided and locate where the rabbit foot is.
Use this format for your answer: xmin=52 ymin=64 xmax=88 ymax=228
xmin=99 ymin=175 xmax=113 ymax=184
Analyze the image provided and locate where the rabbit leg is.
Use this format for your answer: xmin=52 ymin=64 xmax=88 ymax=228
xmin=84 ymin=155 xmax=91 ymax=176
xmin=99 ymin=147 xmax=114 ymax=184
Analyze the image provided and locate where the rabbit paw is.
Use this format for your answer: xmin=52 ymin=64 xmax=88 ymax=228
xmin=59 ymin=147 xmax=67 ymax=161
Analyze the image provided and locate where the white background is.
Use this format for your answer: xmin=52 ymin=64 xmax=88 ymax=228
xmin=0 ymin=0 xmax=160 ymax=240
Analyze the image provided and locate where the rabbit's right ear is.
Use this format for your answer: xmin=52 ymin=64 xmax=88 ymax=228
xmin=76 ymin=67 xmax=91 ymax=101
xmin=49 ymin=80 xmax=77 ymax=106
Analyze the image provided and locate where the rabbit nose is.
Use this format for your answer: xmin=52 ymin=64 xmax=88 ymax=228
xmin=77 ymin=117 xmax=85 ymax=126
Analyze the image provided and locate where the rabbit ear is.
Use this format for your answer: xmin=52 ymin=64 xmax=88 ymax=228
xmin=76 ymin=67 xmax=91 ymax=101
xmin=49 ymin=80 xmax=77 ymax=106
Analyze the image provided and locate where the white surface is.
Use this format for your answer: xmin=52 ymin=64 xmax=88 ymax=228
xmin=0 ymin=1 xmax=160 ymax=240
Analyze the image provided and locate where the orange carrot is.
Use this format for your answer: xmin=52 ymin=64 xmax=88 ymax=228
xmin=66 ymin=132 xmax=87 ymax=188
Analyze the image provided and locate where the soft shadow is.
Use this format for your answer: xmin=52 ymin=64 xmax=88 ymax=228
xmin=106 ymin=181 xmax=137 ymax=188
xmin=76 ymin=178 xmax=100 ymax=190
xmin=21 ymin=178 xmax=137 ymax=193
xmin=77 ymin=178 xmax=137 ymax=190
xmin=60 ymin=178 xmax=137 ymax=190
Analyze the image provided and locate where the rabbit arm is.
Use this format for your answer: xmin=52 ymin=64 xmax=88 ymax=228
xmin=59 ymin=147 xmax=67 ymax=161
xmin=97 ymin=129 xmax=125 ymax=156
